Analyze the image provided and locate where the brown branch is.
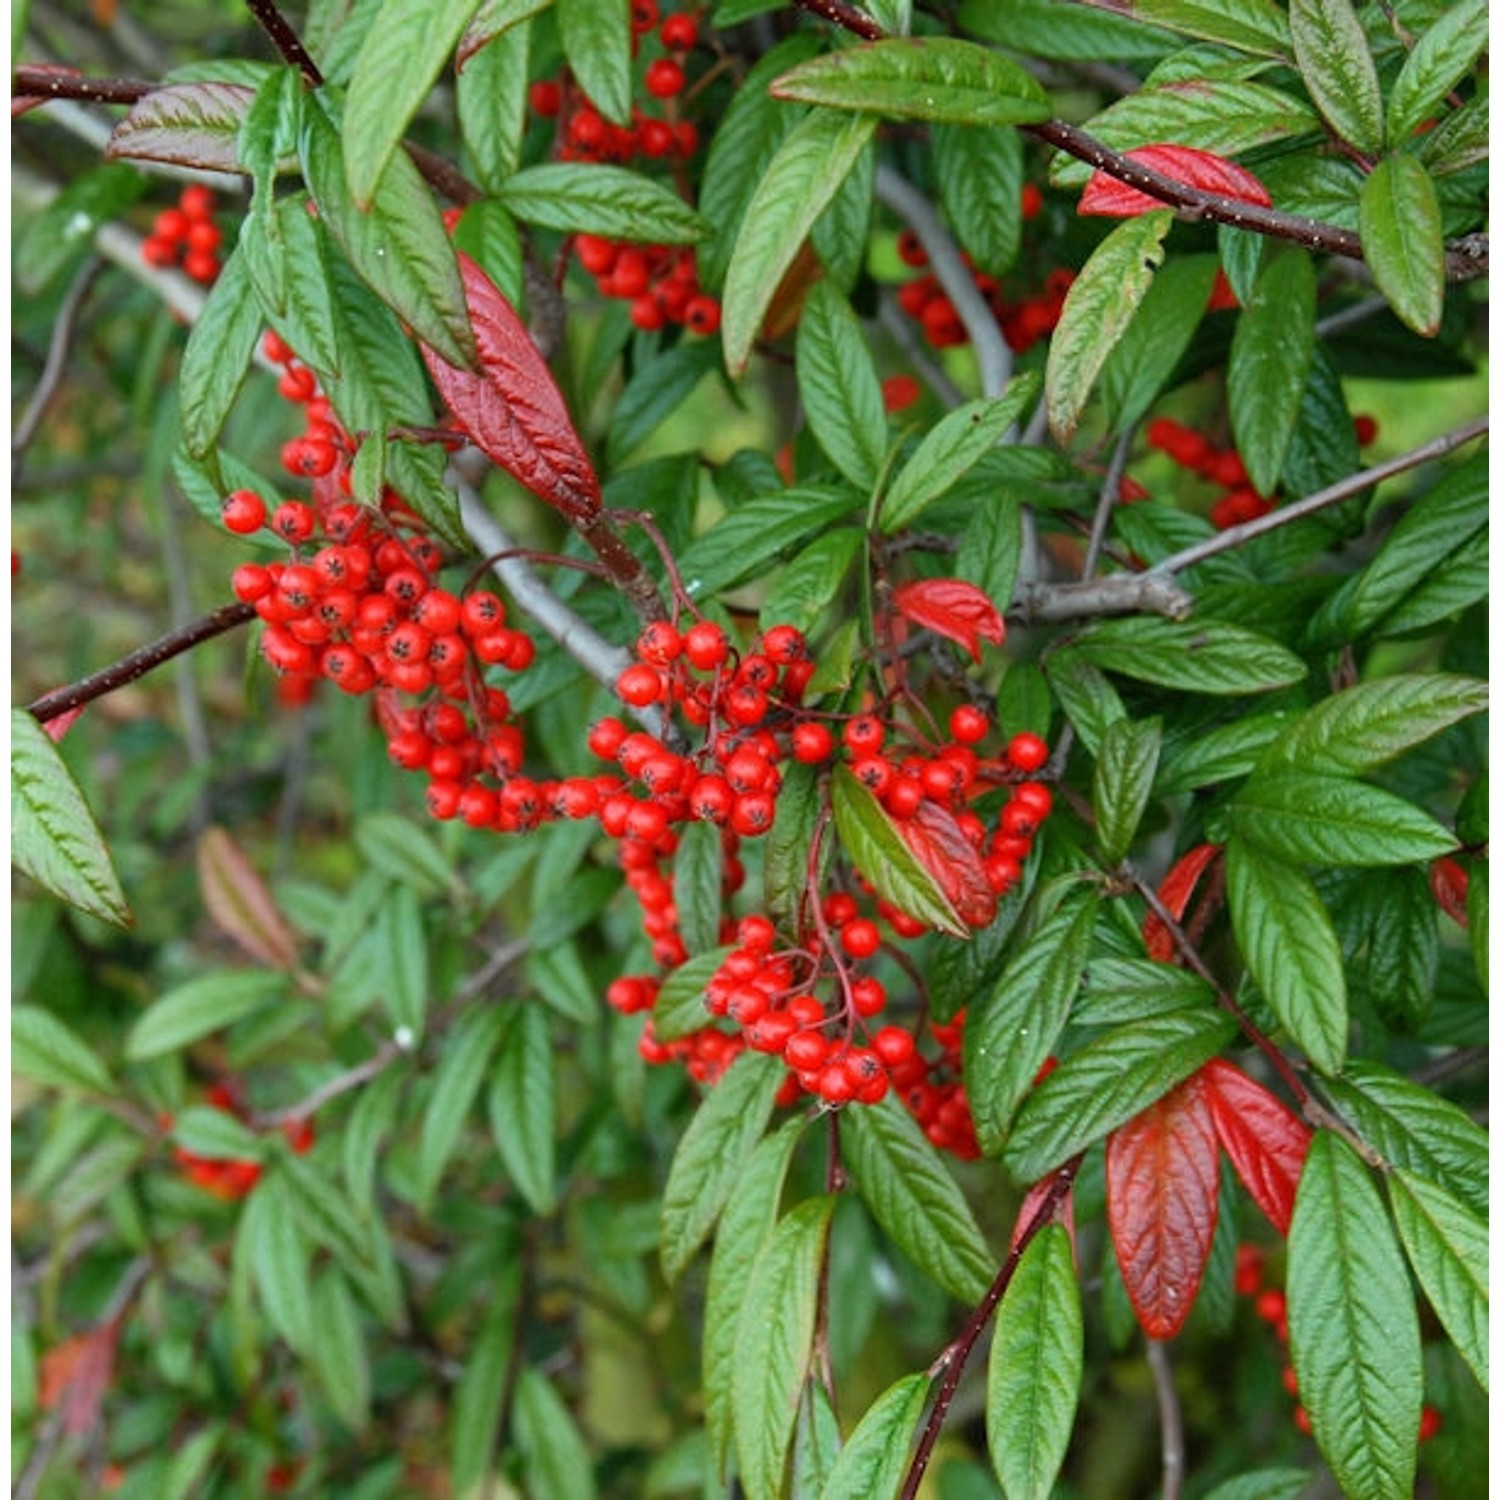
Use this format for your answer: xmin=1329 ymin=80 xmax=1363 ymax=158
xmin=26 ymin=603 xmax=256 ymax=725
xmin=12 ymin=65 xmax=151 ymax=105
xmin=243 ymin=0 xmax=324 ymax=87
xmin=791 ymin=0 xmax=885 ymax=40
xmin=899 ymin=1155 xmax=1083 ymax=1500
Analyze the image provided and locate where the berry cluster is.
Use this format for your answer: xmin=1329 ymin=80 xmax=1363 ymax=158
xmin=224 ymin=330 xmax=1049 ymax=1151
xmin=1145 ymin=412 xmax=1378 ymax=531
xmin=528 ymin=7 xmax=721 ymax=333
xmin=163 ymin=1082 xmax=313 ymax=1201
xmin=140 ymin=183 xmax=223 ymax=285
xmin=1234 ymin=1246 xmax=1441 ymax=1444
xmin=592 ymin=614 xmax=1054 ymax=1145
xmin=573 ymin=234 xmax=720 ymax=334
xmin=892 ymin=199 xmax=1079 ymax=356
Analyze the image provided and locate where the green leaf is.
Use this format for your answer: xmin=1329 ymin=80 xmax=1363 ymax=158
xmin=607 ymin=339 xmax=722 ymax=466
xmin=966 ymin=894 xmax=1100 ymax=1154
xmin=653 ymin=946 xmax=732 ymax=1042
xmin=1310 ymin=452 xmax=1487 ymax=643
xmin=1259 ymin=675 xmax=1488 ymax=779
xmin=240 ymin=1173 xmax=315 ymax=1353
xmin=1288 ymin=0 xmax=1384 ymax=154
xmin=455 ymin=20 xmax=530 ymax=193
xmin=178 ymin=244 xmax=263 ymax=459
xmin=106 ymin=78 xmax=258 ymax=173
xmin=832 ymin=765 xmax=965 ymax=937
xmin=661 ymin=1050 xmax=784 ymax=1282
xmin=1072 ymin=957 xmax=1216 ymax=1027
xmin=770 ymin=37 xmax=1051 ymax=126
xmin=1049 ymin=81 xmax=1320 ymax=190
xmin=344 ymin=0 xmax=482 ymax=208
xmin=796 ymin=281 xmax=886 ymax=491
xmin=279 ymin=1150 xmax=381 ymax=1280
xmin=988 ymin=1224 xmax=1083 ymax=1500
xmin=127 ymin=971 xmax=287 ymax=1060
xmin=678 ymin=485 xmax=864 ymax=601
xmin=1469 ymin=861 xmax=1488 ymax=994
xmin=722 ymin=109 xmax=878 ymax=377
xmin=932 ymin=123 xmax=1023 ymax=275
xmin=12 ymin=1006 xmax=114 ymax=1095
xmin=732 ymin=1197 xmax=836 ymax=1500
xmin=695 ymin=34 xmax=823 ymax=290
xmin=1046 ymin=212 xmax=1172 ymax=442
xmin=1225 ymin=839 xmax=1346 ymax=1074
xmin=16 ymin=163 xmax=146 ymax=296
xmin=12 ymin=711 xmax=131 ymax=927
xmin=377 ymin=885 xmax=429 ymax=1039
xmin=1097 ymin=254 xmax=1218 ymax=432
xmin=1227 ymin=248 xmax=1316 ymax=494
xmin=1093 ymin=717 xmax=1162 ymax=866
xmin=514 ymin=1367 xmax=597 ymax=1500
xmin=1070 ymin=617 xmax=1307 ymax=696
xmin=309 ymin=1269 xmax=371 ymax=1430
xmin=415 ymin=1004 xmax=509 ymax=1213
xmin=354 ymin=811 xmax=456 ymax=899
xmin=1387 ymin=0 xmax=1487 ymax=146
xmin=1155 ymin=710 xmax=1293 ymax=797
xmin=557 ymin=0 xmax=631 ymax=125
xmin=810 ymin=124 xmax=873 ymax=293
xmin=704 ymin=1120 xmax=805 ymax=1479
xmin=760 ymin=527 xmax=863 ymax=638
xmin=1287 ymin=1132 xmax=1421 ymax=1499
xmin=1201 ymin=1470 xmax=1313 ymax=1500
xmin=487 ymin=1004 xmax=557 ymax=1214
xmin=498 ymin=162 xmax=711 ymax=243
xmin=1004 ymin=1008 xmax=1237 ymax=1183
xmin=449 ymin=1260 xmax=523 ymax=1497
xmin=674 ymin=820 xmax=724 ymax=958
xmin=1124 ymin=0 xmax=1292 ymax=57
xmin=763 ymin=763 xmax=829 ymax=933
xmin=301 ymin=95 xmax=478 ymax=371
xmin=1388 ymin=1169 xmax=1487 ymax=1392
xmin=959 ymin=0 xmax=1176 ymax=60
xmin=841 ymin=1095 xmax=994 ymax=1302
xmin=1359 ymin=154 xmax=1445 ymax=337
xmin=1321 ymin=1061 xmax=1486 ymax=1217
xmin=822 ymin=1372 xmax=930 ymax=1500
xmin=880 ymin=375 xmax=1039 ymax=532
xmin=955 ymin=496 xmax=1023 ymax=615
xmin=1355 ymin=866 xmax=1438 ymax=1032
xmin=1416 ymin=92 xmax=1488 ymax=176
xmin=243 ymin=195 xmax=346 ymax=384
xmin=1045 ymin=650 xmax=1126 ymax=756
xmin=172 ymin=1104 xmax=263 ymax=1162
xmin=1225 ymin=772 xmax=1458 ymax=867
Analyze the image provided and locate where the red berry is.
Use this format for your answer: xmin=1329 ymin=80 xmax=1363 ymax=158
xmin=1255 ymin=1289 xmax=1287 ymax=1325
xmin=645 ymin=58 xmax=686 ymax=98
xmin=791 ymin=721 xmax=835 ymax=763
xmin=948 ymin=704 xmax=990 ymax=745
xmin=685 ymin=295 xmax=720 ymax=335
xmin=616 ymin=664 xmax=664 ymax=707
xmin=1006 ymin=732 xmax=1049 ymax=772
xmin=882 ymin=374 xmax=921 ymax=413
xmin=221 ymin=489 xmax=267 ymax=535
xmin=660 ymin=12 xmax=698 ymax=48
xmin=271 ymin=501 xmax=317 ymax=544
xmin=841 ymin=917 xmax=882 ymax=959
xmin=896 ymin=228 xmax=928 ymax=268
xmin=630 ymin=0 xmax=659 ymax=29
xmin=530 ymin=79 xmax=563 ymax=117
xmin=180 ymin=184 xmax=216 ymax=220
xmin=683 ymin=620 xmax=729 ymax=670
xmin=843 ymin=714 xmax=884 ymax=754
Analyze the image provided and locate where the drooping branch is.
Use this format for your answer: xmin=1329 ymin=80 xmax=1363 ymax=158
xmin=898 ymin=1156 xmax=1083 ymax=1500
xmin=26 ymin=604 xmax=258 ymax=725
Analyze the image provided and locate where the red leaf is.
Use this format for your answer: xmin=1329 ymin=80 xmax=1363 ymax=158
xmin=891 ymin=578 xmax=1006 ymax=662
xmin=1142 ymin=842 xmax=1222 ymax=961
xmin=1079 ymin=144 xmax=1273 ymax=219
xmin=1106 ymin=1070 xmax=1219 ymax=1341
xmin=897 ymin=799 xmax=997 ymax=929
xmin=38 ymin=1322 xmax=120 ymax=1437
xmin=103 ymin=81 xmax=256 ymax=172
xmin=1429 ymin=856 xmax=1470 ymax=928
xmin=41 ymin=705 xmax=86 ymax=743
xmin=197 ymin=826 xmax=302 ymax=972
xmin=1203 ymin=1058 xmax=1310 ymax=1236
xmin=421 ymin=254 xmax=602 ymax=519
xmin=1009 ymin=1164 xmax=1077 ymax=1257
